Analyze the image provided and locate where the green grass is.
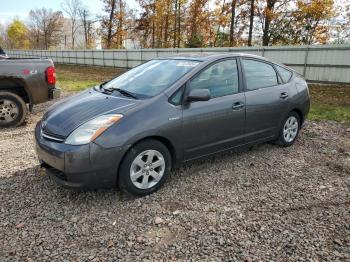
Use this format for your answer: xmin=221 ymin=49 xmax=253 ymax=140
xmin=56 ymin=64 xmax=125 ymax=92
xmin=308 ymin=84 xmax=350 ymax=123
xmin=56 ymin=64 xmax=350 ymax=123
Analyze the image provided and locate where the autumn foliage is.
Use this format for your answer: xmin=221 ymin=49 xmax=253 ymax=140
xmin=0 ymin=0 xmax=348 ymax=49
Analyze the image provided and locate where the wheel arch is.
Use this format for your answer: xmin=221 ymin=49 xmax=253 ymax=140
xmin=117 ymin=135 xmax=177 ymax=177
xmin=0 ymin=77 xmax=32 ymax=108
xmin=116 ymin=135 xmax=178 ymax=188
xmin=290 ymin=108 xmax=303 ymax=126
xmin=129 ymin=136 xmax=177 ymax=167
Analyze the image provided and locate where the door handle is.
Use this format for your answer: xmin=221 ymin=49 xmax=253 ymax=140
xmin=280 ymin=92 xmax=289 ymax=99
xmin=232 ymin=102 xmax=244 ymax=110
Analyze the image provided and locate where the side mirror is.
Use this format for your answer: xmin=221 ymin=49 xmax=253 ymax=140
xmin=187 ymin=89 xmax=211 ymax=102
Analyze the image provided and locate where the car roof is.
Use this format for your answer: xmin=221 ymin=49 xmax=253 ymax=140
xmin=156 ymin=52 xmax=271 ymax=62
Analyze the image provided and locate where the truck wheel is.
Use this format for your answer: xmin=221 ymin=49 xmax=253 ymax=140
xmin=0 ymin=91 xmax=27 ymax=128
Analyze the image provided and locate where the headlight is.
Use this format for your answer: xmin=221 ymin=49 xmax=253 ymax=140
xmin=65 ymin=114 xmax=123 ymax=145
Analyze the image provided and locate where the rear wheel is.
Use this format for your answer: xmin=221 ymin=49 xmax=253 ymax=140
xmin=0 ymin=91 xmax=27 ymax=128
xmin=275 ymin=111 xmax=300 ymax=147
xmin=118 ymin=139 xmax=172 ymax=196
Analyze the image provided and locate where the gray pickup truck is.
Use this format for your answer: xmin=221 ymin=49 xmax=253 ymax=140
xmin=0 ymin=47 xmax=60 ymax=127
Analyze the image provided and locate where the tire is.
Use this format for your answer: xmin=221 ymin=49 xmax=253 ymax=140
xmin=275 ymin=111 xmax=301 ymax=147
xmin=118 ymin=139 xmax=172 ymax=197
xmin=0 ymin=91 xmax=27 ymax=128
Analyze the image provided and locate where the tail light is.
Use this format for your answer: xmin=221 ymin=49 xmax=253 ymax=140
xmin=46 ymin=66 xmax=56 ymax=85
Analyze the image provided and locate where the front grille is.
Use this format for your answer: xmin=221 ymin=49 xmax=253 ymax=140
xmin=41 ymin=129 xmax=65 ymax=143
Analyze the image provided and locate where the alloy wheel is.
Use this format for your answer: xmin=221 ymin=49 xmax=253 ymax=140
xmin=283 ymin=116 xmax=299 ymax=143
xmin=130 ymin=149 xmax=166 ymax=189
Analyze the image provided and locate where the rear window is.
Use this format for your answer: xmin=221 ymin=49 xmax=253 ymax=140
xmin=242 ymin=59 xmax=278 ymax=90
xmin=275 ymin=65 xmax=292 ymax=83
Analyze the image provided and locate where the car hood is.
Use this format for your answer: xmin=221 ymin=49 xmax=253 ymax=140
xmin=42 ymin=88 xmax=138 ymax=137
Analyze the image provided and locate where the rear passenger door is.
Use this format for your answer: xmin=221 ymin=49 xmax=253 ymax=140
xmin=241 ymin=58 xmax=290 ymax=142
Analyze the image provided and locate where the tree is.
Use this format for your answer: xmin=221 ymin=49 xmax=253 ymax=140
xmin=79 ymin=6 xmax=97 ymax=48
xmin=7 ymin=19 xmax=30 ymax=49
xmin=186 ymin=0 xmax=209 ymax=47
xmin=213 ymin=0 xmax=228 ymax=47
xmin=261 ymin=0 xmax=277 ymax=46
xmin=136 ymin=0 xmax=187 ymax=48
xmin=291 ymin=0 xmax=335 ymax=44
xmin=255 ymin=0 xmax=294 ymax=46
xmin=101 ymin=0 xmax=133 ymax=48
xmin=229 ymin=0 xmax=237 ymax=46
xmin=135 ymin=0 xmax=155 ymax=48
xmin=0 ymin=23 xmax=11 ymax=48
xmin=28 ymin=8 xmax=64 ymax=49
xmin=212 ymin=0 xmax=251 ymax=47
xmin=61 ymin=0 xmax=82 ymax=49
xmin=248 ymin=0 xmax=255 ymax=46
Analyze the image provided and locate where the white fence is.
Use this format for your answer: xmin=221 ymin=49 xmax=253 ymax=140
xmin=7 ymin=45 xmax=350 ymax=84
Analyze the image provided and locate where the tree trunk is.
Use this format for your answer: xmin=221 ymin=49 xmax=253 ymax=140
xmin=117 ymin=0 xmax=123 ymax=48
xmin=82 ymin=10 xmax=88 ymax=48
xmin=173 ymin=0 xmax=178 ymax=48
xmin=248 ymin=0 xmax=254 ymax=46
xmin=177 ymin=0 xmax=181 ymax=47
xmin=262 ymin=0 xmax=275 ymax=46
xmin=229 ymin=0 xmax=237 ymax=46
xmin=151 ymin=3 xmax=155 ymax=48
xmin=151 ymin=19 xmax=155 ymax=48
xmin=107 ymin=0 xmax=116 ymax=48
xmin=164 ymin=9 xmax=169 ymax=47
xmin=71 ymin=25 xmax=75 ymax=49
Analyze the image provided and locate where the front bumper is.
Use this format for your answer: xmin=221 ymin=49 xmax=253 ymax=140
xmin=49 ymin=86 xmax=61 ymax=100
xmin=35 ymin=122 xmax=125 ymax=189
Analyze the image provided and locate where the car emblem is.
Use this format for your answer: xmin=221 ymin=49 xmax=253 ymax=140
xmin=41 ymin=120 xmax=47 ymax=129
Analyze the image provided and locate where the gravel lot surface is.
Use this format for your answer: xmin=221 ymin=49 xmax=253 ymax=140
xmin=0 ymin=94 xmax=349 ymax=261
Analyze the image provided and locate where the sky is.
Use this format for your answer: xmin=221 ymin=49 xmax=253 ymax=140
xmin=0 ymin=0 xmax=139 ymax=24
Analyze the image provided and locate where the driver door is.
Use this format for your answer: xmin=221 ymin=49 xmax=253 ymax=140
xmin=182 ymin=59 xmax=246 ymax=160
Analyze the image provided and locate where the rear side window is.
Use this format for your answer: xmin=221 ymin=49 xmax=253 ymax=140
xmin=188 ymin=59 xmax=239 ymax=98
xmin=242 ymin=59 xmax=278 ymax=90
xmin=275 ymin=65 xmax=292 ymax=83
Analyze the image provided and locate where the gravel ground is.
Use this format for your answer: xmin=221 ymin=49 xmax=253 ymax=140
xmin=0 ymin=94 xmax=349 ymax=261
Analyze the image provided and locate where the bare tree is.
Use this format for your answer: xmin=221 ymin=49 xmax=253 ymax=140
xmin=29 ymin=8 xmax=63 ymax=49
xmin=61 ymin=0 xmax=81 ymax=49
xmin=78 ymin=7 xmax=97 ymax=49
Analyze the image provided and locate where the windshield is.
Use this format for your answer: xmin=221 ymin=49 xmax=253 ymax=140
xmin=103 ymin=59 xmax=200 ymax=97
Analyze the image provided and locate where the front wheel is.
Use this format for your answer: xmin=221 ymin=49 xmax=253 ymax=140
xmin=0 ymin=91 xmax=27 ymax=128
xmin=118 ymin=139 xmax=172 ymax=196
xmin=275 ymin=112 xmax=301 ymax=147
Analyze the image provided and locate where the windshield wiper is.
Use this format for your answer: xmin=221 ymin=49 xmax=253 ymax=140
xmin=108 ymin=87 xmax=138 ymax=99
xmin=99 ymin=81 xmax=109 ymax=90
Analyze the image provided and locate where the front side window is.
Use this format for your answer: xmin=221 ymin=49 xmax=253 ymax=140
xmin=242 ymin=59 xmax=278 ymax=90
xmin=104 ymin=59 xmax=200 ymax=97
xmin=275 ymin=65 xmax=292 ymax=83
xmin=188 ymin=59 xmax=239 ymax=98
xmin=169 ymin=86 xmax=184 ymax=105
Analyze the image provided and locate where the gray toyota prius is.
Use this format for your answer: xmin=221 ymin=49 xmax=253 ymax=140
xmin=35 ymin=53 xmax=310 ymax=196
